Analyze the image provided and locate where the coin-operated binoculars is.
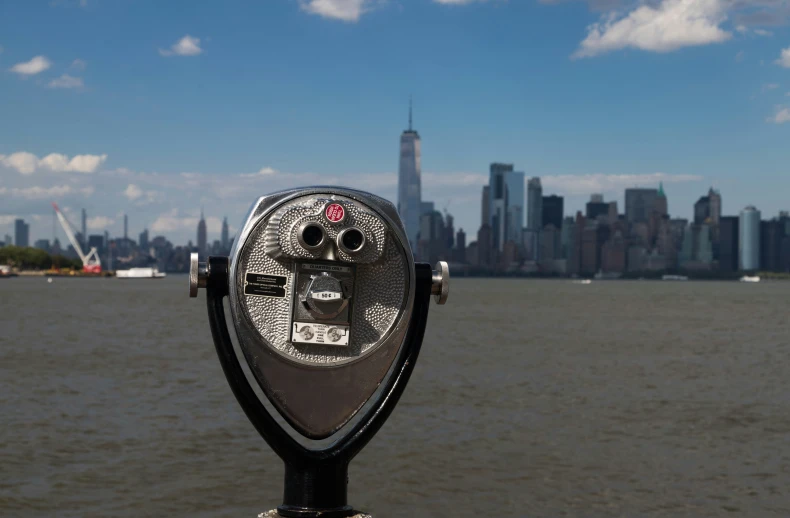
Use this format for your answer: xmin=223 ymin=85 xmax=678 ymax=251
xmin=189 ymin=187 xmax=449 ymax=517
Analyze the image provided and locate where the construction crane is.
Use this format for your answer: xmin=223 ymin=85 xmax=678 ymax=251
xmin=52 ymin=202 xmax=102 ymax=273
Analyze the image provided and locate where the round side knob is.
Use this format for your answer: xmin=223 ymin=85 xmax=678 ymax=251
xmin=431 ymin=261 xmax=449 ymax=305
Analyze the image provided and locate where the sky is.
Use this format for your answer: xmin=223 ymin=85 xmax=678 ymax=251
xmin=1 ymin=0 xmax=789 ymax=246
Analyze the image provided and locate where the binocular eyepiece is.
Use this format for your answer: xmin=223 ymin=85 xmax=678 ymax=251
xmin=295 ymin=221 xmax=366 ymax=256
xmin=189 ymin=187 xmax=449 ymax=517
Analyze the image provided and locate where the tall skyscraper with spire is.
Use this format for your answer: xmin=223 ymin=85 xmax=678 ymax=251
xmin=397 ymin=98 xmax=422 ymax=254
xmin=197 ymin=209 xmax=207 ymax=257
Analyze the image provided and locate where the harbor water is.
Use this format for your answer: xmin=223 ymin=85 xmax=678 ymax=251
xmin=1 ymin=277 xmax=789 ymax=517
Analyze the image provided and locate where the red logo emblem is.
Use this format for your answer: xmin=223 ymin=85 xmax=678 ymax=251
xmin=325 ymin=203 xmax=345 ymax=223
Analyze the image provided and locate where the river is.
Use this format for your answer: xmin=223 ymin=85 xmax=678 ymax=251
xmin=1 ymin=276 xmax=789 ymax=517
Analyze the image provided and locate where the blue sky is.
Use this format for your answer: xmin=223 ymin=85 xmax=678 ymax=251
xmin=1 ymin=0 xmax=789 ymax=245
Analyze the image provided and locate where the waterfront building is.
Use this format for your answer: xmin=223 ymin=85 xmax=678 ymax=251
xmin=397 ymin=100 xmax=422 ymax=253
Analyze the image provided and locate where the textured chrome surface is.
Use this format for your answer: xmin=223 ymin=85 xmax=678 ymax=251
xmin=261 ymin=197 xmax=386 ymax=264
xmin=431 ymin=261 xmax=450 ymax=305
xmin=230 ymin=190 xmax=413 ymax=367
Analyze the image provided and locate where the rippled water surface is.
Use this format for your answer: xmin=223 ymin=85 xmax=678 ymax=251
xmin=2 ymin=276 xmax=790 ymax=517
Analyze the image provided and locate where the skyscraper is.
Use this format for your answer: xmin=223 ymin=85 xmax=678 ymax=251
xmin=694 ymin=195 xmax=710 ymax=225
xmin=14 ymin=218 xmax=29 ymax=247
xmin=526 ymin=177 xmax=543 ymax=230
xmin=489 ymin=163 xmax=514 ymax=252
xmin=708 ymin=188 xmax=721 ymax=224
xmin=197 ymin=209 xmax=207 ymax=257
xmin=542 ymin=195 xmax=564 ymax=230
xmin=480 ymin=185 xmax=490 ymax=229
xmin=655 ymin=182 xmax=668 ymax=216
xmin=585 ymin=194 xmax=609 ymax=220
xmin=124 ymin=214 xmax=128 ymax=240
xmin=505 ymin=171 xmax=525 ymax=244
xmin=397 ymin=99 xmax=422 ymax=253
xmin=221 ymin=217 xmax=229 ymax=251
xmin=739 ymin=206 xmax=760 ymax=271
xmin=719 ymin=216 xmax=739 ymax=272
xmin=625 ymin=188 xmax=659 ymax=224
xmin=139 ymin=229 xmax=150 ymax=250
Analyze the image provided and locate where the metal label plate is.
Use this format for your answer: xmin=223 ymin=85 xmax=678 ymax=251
xmin=244 ymin=273 xmax=288 ymax=298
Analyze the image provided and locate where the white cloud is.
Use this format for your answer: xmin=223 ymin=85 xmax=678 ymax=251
xmin=573 ymin=0 xmax=731 ymax=58
xmin=0 ymin=215 xmax=19 ymax=225
xmin=240 ymin=166 xmax=279 ymax=177
xmin=735 ymin=50 xmax=745 ymax=62
xmin=159 ymin=35 xmax=203 ymax=56
xmin=48 ymin=74 xmax=84 ymax=89
xmin=754 ymin=28 xmax=773 ymax=37
xmin=539 ymin=172 xmax=703 ymax=196
xmin=777 ymin=47 xmax=790 ymax=68
xmin=86 ymin=216 xmax=114 ymax=230
xmin=70 ymin=59 xmax=87 ymax=71
xmin=763 ymin=83 xmax=780 ymax=91
xmin=1 ymin=152 xmax=39 ymax=174
xmin=124 ymin=184 xmax=143 ymax=201
xmin=122 ymin=183 xmax=162 ymax=204
xmin=300 ymin=0 xmax=369 ymax=22
xmin=150 ymin=209 xmax=224 ymax=234
xmin=1 ymin=151 xmax=108 ymax=174
xmin=767 ymin=106 xmax=790 ymax=124
xmin=10 ymin=55 xmax=52 ymax=75
xmin=7 ymin=185 xmax=94 ymax=200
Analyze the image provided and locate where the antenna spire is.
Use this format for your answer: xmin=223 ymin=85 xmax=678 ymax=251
xmin=408 ymin=95 xmax=412 ymax=131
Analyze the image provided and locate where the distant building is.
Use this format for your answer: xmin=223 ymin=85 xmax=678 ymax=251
xmin=124 ymin=214 xmax=128 ymax=240
xmin=480 ymin=185 xmax=490 ymax=230
xmin=476 ymin=225 xmax=493 ymax=268
xmin=454 ymin=229 xmax=466 ymax=264
xmin=654 ymin=182 xmax=668 ymax=216
xmin=542 ymin=195 xmax=564 ymax=231
xmin=708 ymin=188 xmax=721 ymax=224
xmin=197 ymin=210 xmax=207 ymax=257
xmin=625 ymin=188 xmax=659 ymax=224
xmin=34 ymin=239 xmax=50 ymax=252
xmin=540 ymin=224 xmax=560 ymax=271
xmin=560 ymin=217 xmax=575 ymax=261
xmin=585 ymin=193 xmax=609 ymax=220
xmin=526 ymin=177 xmax=542 ymax=230
xmin=14 ymin=218 xmax=29 ymax=247
xmin=489 ymin=164 xmax=524 ymax=253
xmin=221 ymin=217 xmax=229 ymax=251
xmin=601 ymin=230 xmax=627 ymax=273
xmin=506 ymin=172 xmax=525 ymax=245
xmin=694 ymin=195 xmax=710 ymax=225
xmin=139 ymin=229 xmax=150 ymax=250
xmin=760 ymin=219 xmax=785 ymax=272
xmin=88 ymin=235 xmax=105 ymax=256
xmin=718 ymin=216 xmax=739 ymax=272
xmin=739 ymin=206 xmax=760 ymax=271
xmin=397 ymin=101 xmax=422 ymax=252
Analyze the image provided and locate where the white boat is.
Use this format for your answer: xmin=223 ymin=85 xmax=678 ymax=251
xmin=662 ymin=275 xmax=689 ymax=281
xmin=115 ymin=267 xmax=166 ymax=279
xmin=571 ymin=279 xmax=592 ymax=285
xmin=740 ymin=275 xmax=760 ymax=283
